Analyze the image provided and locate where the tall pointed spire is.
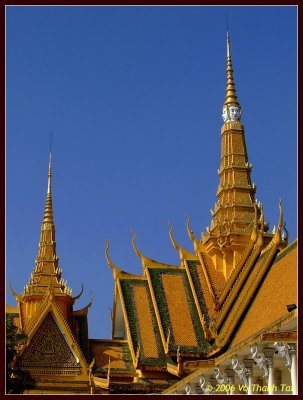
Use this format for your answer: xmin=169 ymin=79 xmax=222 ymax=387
xmin=224 ymin=30 xmax=240 ymax=109
xmin=202 ymin=29 xmax=262 ymax=277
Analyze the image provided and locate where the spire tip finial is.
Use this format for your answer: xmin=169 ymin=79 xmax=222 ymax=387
xmin=222 ymin=20 xmax=241 ymax=123
xmin=47 ymin=133 xmax=53 ymax=195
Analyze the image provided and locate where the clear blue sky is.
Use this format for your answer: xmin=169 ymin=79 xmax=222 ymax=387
xmin=6 ymin=6 xmax=297 ymax=339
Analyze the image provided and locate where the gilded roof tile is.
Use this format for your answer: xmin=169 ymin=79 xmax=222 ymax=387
xmin=133 ymin=285 xmax=160 ymax=358
xmin=162 ymin=274 xmax=198 ymax=346
xmin=119 ymin=279 xmax=167 ymax=366
xmin=148 ymin=268 xmax=210 ymax=353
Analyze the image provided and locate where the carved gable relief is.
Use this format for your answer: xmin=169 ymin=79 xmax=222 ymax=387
xmin=16 ymin=312 xmax=81 ymax=374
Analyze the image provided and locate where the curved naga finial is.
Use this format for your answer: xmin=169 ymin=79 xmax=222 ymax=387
xmin=273 ymin=200 xmax=283 ymax=246
xmin=9 ymin=281 xmax=20 ymax=298
xmin=131 ymin=231 xmax=142 ymax=259
xmin=72 ymin=283 xmax=84 ymax=301
xmin=278 ymin=199 xmax=284 ymax=230
xmin=168 ymin=223 xmax=179 ymax=250
xmin=186 ymin=215 xmax=195 ymax=242
xmin=105 ymin=240 xmax=121 ymax=278
xmin=87 ymin=291 xmax=93 ymax=308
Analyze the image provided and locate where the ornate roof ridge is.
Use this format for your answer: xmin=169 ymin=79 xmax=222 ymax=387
xmin=132 ymin=231 xmax=179 ymax=270
xmin=53 ymin=300 xmax=89 ymax=368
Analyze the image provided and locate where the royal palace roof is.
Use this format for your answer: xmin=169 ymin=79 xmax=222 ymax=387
xmin=6 ymin=29 xmax=297 ymax=395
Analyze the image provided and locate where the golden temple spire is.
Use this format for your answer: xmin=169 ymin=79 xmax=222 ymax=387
xmin=201 ymin=29 xmax=267 ymax=278
xmin=21 ymin=149 xmax=72 ymax=299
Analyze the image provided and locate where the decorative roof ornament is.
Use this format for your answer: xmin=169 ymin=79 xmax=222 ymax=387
xmin=186 ymin=215 xmax=201 ymax=253
xmin=131 ymin=231 xmax=142 ymax=259
xmin=72 ymin=283 xmax=84 ymax=302
xmin=186 ymin=215 xmax=199 ymax=243
xmin=272 ymin=199 xmax=284 ymax=246
xmin=105 ymin=240 xmax=122 ymax=280
xmin=168 ymin=223 xmax=180 ymax=251
xmin=168 ymin=222 xmax=196 ymax=263
xmin=278 ymin=199 xmax=284 ymax=230
xmin=84 ymin=291 xmax=93 ymax=309
xmin=222 ymin=30 xmax=242 ymax=123
xmin=8 ymin=281 xmax=21 ymax=298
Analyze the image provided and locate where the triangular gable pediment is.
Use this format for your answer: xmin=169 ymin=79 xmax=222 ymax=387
xmin=16 ymin=311 xmax=81 ymax=374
